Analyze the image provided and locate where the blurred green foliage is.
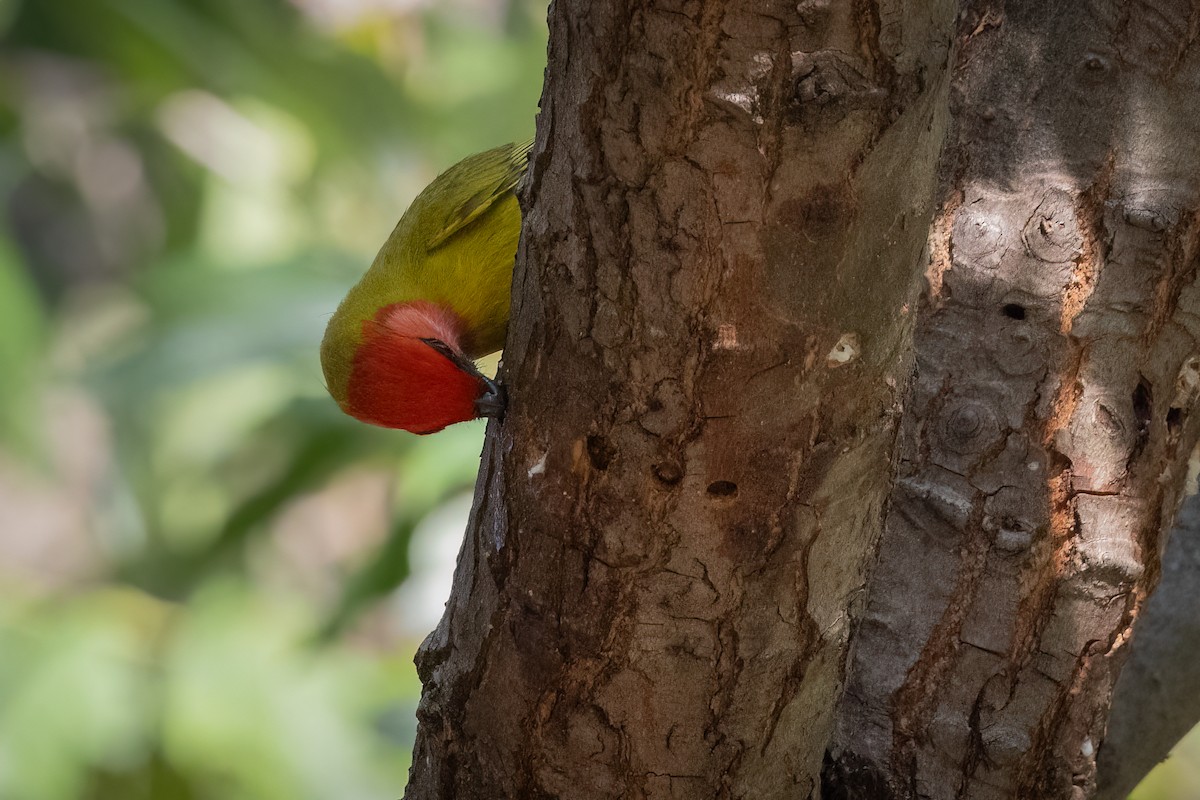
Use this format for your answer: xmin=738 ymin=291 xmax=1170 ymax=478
xmin=0 ymin=0 xmax=543 ymax=797
xmin=1131 ymin=726 xmax=1200 ymax=800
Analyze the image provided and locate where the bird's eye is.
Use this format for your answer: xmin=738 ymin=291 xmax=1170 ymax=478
xmin=420 ymin=337 xmax=457 ymax=361
xmin=420 ymin=337 xmax=486 ymax=381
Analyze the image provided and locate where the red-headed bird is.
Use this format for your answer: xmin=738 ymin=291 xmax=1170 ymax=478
xmin=321 ymin=141 xmax=531 ymax=434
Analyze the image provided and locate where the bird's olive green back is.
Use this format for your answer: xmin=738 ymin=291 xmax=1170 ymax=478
xmin=321 ymin=140 xmax=531 ymax=403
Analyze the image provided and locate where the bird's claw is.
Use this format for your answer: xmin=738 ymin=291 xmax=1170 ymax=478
xmin=475 ymin=374 xmax=507 ymax=420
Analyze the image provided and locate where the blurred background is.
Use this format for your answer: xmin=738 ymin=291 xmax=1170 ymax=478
xmin=0 ymin=0 xmax=541 ymax=797
xmin=0 ymin=1 xmax=1196 ymax=799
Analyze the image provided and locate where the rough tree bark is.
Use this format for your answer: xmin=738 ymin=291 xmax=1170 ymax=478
xmin=404 ymin=1 xmax=1200 ymax=798
xmin=827 ymin=2 xmax=1200 ymax=797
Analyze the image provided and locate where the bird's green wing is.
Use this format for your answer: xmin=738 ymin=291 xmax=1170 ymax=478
xmin=426 ymin=139 xmax=533 ymax=250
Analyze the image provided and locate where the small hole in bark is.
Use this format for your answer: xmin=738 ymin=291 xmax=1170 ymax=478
xmin=1131 ymin=377 xmax=1153 ymax=461
xmin=707 ymin=480 xmax=738 ymax=497
xmin=1167 ymin=406 xmax=1184 ymax=434
xmin=1002 ymin=303 xmax=1026 ymax=320
xmin=586 ymin=435 xmax=615 ymax=471
xmin=653 ymin=461 xmax=683 ymax=485
xmin=1133 ymin=379 xmax=1153 ymax=428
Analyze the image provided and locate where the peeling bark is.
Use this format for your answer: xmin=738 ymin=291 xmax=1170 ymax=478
xmin=404 ymin=0 xmax=1200 ymax=798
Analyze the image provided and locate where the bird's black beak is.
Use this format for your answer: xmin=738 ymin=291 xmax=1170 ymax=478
xmin=421 ymin=337 xmax=507 ymax=421
xmin=475 ymin=375 xmax=507 ymax=420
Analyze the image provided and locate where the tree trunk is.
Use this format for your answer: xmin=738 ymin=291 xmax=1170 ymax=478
xmin=826 ymin=2 xmax=1200 ymax=797
xmin=404 ymin=1 xmax=1200 ymax=798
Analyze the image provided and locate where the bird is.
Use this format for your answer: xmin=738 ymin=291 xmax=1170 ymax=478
xmin=320 ymin=140 xmax=531 ymax=434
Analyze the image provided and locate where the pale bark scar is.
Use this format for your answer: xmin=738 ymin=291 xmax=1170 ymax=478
xmin=926 ymin=190 xmax=964 ymax=304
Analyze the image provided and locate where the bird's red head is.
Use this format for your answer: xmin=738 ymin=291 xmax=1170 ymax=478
xmin=344 ymin=301 xmax=496 ymax=434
